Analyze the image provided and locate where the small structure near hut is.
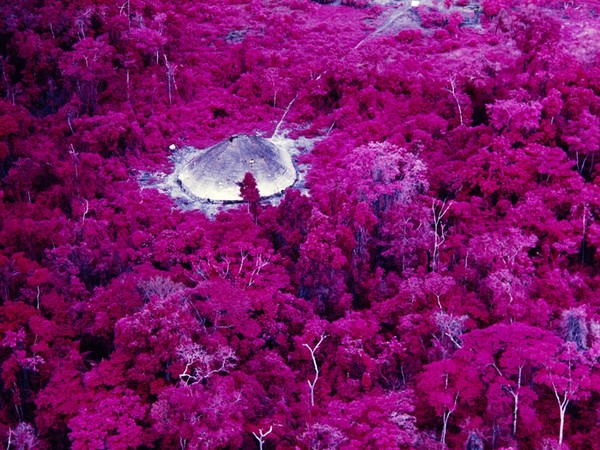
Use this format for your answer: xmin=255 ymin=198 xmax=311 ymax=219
xmin=177 ymin=134 xmax=297 ymax=202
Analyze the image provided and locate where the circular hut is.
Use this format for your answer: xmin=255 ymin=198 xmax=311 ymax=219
xmin=177 ymin=134 xmax=297 ymax=201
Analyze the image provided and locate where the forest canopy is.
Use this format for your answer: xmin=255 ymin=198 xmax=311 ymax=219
xmin=1 ymin=0 xmax=600 ymax=448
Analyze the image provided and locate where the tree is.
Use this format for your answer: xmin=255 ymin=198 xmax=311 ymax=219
xmin=151 ymin=378 xmax=245 ymax=449
xmin=536 ymin=342 xmax=593 ymax=447
xmin=252 ymin=426 xmax=273 ymax=450
xmin=34 ymin=350 xmax=88 ymax=447
xmin=176 ymin=341 xmax=236 ymax=386
xmin=468 ymin=228 xmax=537 ymax=320
xmin=562 ymin=307 xmax=588 ymax=351
xmin=304 ymin=334 xmax=326 ymax=407
xmin=239 ymin=172 xmax=260 ymax=222
xmin=300 ymin=423 xmax=346 ymax=450
xmin=59 ymin=37 xmax=117 ymax=115
xmin=457 ymin=323 xmax=561 ymax=444
xmin=431 ymin=199 xmax=452 ymax=272
xmin=5 ymin=422 xmax=38 ymax=450
xmin=318 ymin=392 xmax=418 ymax=448
xmin=294 ymin=209 xmax=352 ymax=317
xmin=67 ymin=388 xmax=148 ymax=450
xmin=416 ymin=358 xmax=483 ymax=449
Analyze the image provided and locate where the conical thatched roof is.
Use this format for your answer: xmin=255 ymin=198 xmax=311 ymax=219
xmin=177 ymin=134 xmax=296 ymax=201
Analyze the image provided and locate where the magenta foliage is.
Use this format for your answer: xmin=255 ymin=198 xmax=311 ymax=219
xmin=0 ymin=0 xmax=600 ymax=448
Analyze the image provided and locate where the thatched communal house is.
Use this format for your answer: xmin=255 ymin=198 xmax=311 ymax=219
xmin=177 ymin=134 xmax=297 ymax=202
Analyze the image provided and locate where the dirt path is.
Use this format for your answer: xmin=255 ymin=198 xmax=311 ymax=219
xmin=353 ymin=6 xmax=411 ymax=50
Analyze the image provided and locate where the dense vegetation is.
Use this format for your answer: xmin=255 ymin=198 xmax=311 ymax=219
xmin=1 ymin=0 xmax=599 ymax=448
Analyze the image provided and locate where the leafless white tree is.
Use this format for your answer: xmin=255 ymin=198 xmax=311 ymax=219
xmin=304 ymin=334 xmax=326 ymax=407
